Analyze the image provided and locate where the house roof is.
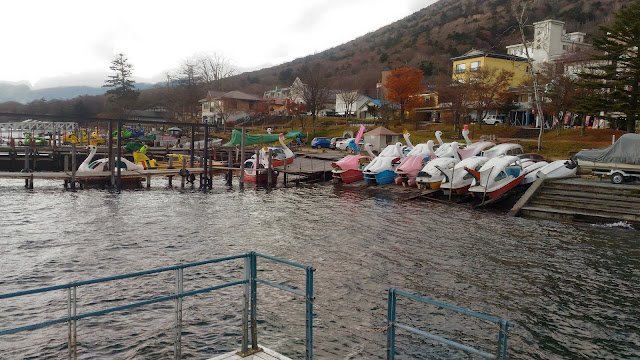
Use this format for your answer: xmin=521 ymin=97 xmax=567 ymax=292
xmin=365 ymin=126 xmax=399 ymax=136
xmin=221 ymin=90 xmax=262 ymax=101
xmin=451 ymin=49 xmax=528 ymax=62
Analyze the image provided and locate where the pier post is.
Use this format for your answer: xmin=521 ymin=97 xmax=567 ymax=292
xmin=250 ymin=252 xmax=258 ymax=351
xmin=116 ymin=120 xmax=122 ymax=190
xmin=174 ymin=268 xmax=184 ymax=360
xmin=181 ymin=158 xmax=186 ymax=189
xmin=386 ymin=289 xmax=397 ymax=360
xmin=239 ymin=127 xmax=245 ymax=189
xmin=64 ymin=154 xmax=69 ymax=172
xmin=305 ymin=267 xmax=314 ymax=360
xmin=267 ymin=149 xmax=273 ymax=190
xmin=202 ymin=125 xmax=209 ymax=189
xmin=71 ymin=144 xmax=77 ymax=190
xmin=146 ymin=173 xmax=151 ymax=189
xmin=23 ymin=148 xmax=30 ymax=173
xmin=227 ymin=148 xmax=233 ymax=186
xmin=190 ymin=124 xmax=195 ymax=168
xmin=241 ymin=256 xmax=251 ymax=355
xmin=108 ymin=121 xmax=114 ymax=187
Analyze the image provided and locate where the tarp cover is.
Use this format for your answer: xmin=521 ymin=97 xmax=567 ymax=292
xmin=575 ymin=133 xmax=640 ymax=164
xmin=223 ymin=130 xmax=305 ymax=147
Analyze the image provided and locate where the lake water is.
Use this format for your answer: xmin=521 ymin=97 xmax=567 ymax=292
xmin=0 ymin=177 xmax=638 ymax=359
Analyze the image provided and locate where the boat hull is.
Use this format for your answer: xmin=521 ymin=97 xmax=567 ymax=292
xmin=244 ymin=171 xmax=279 ymax=183
xmin=364 ymin=170 xmax=397 ymax=185
xmin=470 ymin=175 xmax=524 ymax=199
xmin=332 ymin=169 xmax=364 ymax=183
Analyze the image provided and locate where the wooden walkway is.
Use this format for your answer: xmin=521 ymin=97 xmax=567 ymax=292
xmin=0 ymin=168 xmax=205 ymax=188
xmin=208 ymin=346 xmax=292 ymax=360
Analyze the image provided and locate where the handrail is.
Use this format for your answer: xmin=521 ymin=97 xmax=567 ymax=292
xmin=386 ymin=288 xmax=513 ymax=360
xmin=0 ymin=252 xmax=315 ymax=360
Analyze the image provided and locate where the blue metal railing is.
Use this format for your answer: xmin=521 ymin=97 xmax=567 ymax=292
xmin=386 ymin=288 xmax=513 ymax=359
xmin=0 ymin=252 xmax=315 ymax=360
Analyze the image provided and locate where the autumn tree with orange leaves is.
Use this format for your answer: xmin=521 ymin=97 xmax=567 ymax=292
xmin=384 ymin=67 xmax=425 ymax=127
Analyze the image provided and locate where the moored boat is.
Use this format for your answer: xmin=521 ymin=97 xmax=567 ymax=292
xmin=394 ymin=140 xmax=437 ymax=186
xmin=468 ymin=155 xmax=524 ymax=199
xmin=332 ymin=144 xmax=374 ymax=183
xmin=536 ymin=159 xmax=578 ymax=179
xmin=362 ymin=142 xmax=405 ymax=185
xmin=415 ymin=142 xmax=461 ymax=190
xmin=439 ymin=156 xmax=490 ymax=195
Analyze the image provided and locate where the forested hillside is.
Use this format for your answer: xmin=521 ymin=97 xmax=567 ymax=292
xmin=223 ymin=0 xmax=632 ymax=97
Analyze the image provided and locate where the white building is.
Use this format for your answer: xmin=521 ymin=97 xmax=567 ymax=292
xmin=506 ymin=19 xmax=591 ymax=72
xmin=335 ymin=91 xmax=376 ymax=118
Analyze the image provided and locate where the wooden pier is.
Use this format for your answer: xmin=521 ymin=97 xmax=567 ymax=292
xmin=0 ymin=168 xmax=206 ymax=189
xmin=509 ymin=176 xmax=640 ymax=227
xmin=209 ymin=346 xmax=292 ymax=360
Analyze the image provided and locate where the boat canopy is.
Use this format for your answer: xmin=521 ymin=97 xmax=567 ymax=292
xmin=575 ymin=133 xmax=640 ymax=165
xmin=223 ymin=130 xmax=306 ymax=147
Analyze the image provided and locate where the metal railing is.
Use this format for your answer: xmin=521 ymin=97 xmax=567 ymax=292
xmin=386 ymin=288 xmax=513 ymax=359
xmin=0 ymin=252 xmax=315 ymax=360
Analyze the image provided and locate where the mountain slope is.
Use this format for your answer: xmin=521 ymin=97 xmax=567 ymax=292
xmin=222 ymin=0 xmax=632 ymax=98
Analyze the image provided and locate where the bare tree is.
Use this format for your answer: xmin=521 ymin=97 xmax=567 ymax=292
xmin=212 ymin=97 xmax=238 ymax=131
xmin=300 ymin=63 xmax=331 ymax=136
xmin=469 ymin=66 xmax=514 ymax=128
xmin=513 ymin=0 xmax=546 ymax=150
xmin=435 ymin=74 xmax=473 ymax=133
xmin=194 ymin=52 xmax=237 ymax=91
xmin=337 ymin=90 xmax=362 ymax=120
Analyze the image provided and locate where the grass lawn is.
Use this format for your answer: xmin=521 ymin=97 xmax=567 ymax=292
xmin=216 ymin=118 xmax=632 ymax=161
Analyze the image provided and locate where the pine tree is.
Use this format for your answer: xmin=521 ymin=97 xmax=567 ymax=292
xmin=103 ymin=53 xmax=139 ymax=118
xmin=578 ymin=0 xmax=640 ymax=132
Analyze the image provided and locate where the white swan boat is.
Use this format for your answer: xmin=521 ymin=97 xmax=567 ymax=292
xmin=394 ymin=140 xmax=437 ymax=186
xmin=415 ymin=142 xmax=461 ymax=190
xmin=439 ymin=156 xmax=490 ymax=195
xmin=536 ymin=159 xmax=578 ymax=179
xmin=362 ymin=142 xmax=405 ymax=185
xmin=78 ymin=145 xmax=144 ymax=172
xmin=468 ymin=155 xmax=524 ymax=199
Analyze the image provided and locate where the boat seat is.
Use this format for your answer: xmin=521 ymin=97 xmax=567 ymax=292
xmin=506 ymin=168 xmax=520 ymax=177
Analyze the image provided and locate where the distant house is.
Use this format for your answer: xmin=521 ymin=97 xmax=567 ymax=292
xmin=451 ymin=49 xmax=529 ymax=88
xmin=356 ymin=98 xmax=382 ymax=119
xmin=335 ymin=91 xmax=379 ymax=118
xmin=263 ymin=77 xmax=305 ymax=104
xmin=362 ymin=126 xmax=400 ymax=151
xmin=200 ymin=90 xmax=264 ymax=125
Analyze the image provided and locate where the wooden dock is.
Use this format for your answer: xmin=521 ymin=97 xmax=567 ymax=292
xmin=0 ymin=168 xmax=205 ymax=189
xmin=509 ymin=177 xmax=640 ymax=227
xmin=208 ymin=346 xmax=292 ymax=360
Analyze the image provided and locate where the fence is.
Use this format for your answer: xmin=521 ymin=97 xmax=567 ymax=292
xmin=386 ymin=288 xmax=513 ymax=359
xmin=0 ymin=252 xmax=315 ymax=359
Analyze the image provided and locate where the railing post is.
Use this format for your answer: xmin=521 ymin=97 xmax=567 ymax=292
xmin=386 ymin=288 xmax=396 ymax=360
xmin=241 ymin=255 xmax=250 ymax=355
xmin=305 ymin=267 xmax=314 ymax=360
xmin=498 ymin=320 xmax=510 ymax=360
xmin=174 ymin=268 xmax=183 ymax=360
xmin=250 ymin=252 xmax=258 ymax=351
xmin=67 ymin=286 xmax=77 ymax=360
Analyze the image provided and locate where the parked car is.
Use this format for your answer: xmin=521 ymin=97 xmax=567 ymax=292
xmin=330 ymin=137 xmax=346 ymax=149
xmin=482 ymin=114 xmax=506 ymax=125
xmin=336 ymin=138 xmax=364 ymax=151
xmin=310 ymin=137 xmax=331 ymax=149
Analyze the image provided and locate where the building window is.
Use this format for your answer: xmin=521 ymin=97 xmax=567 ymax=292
xmin=455 ymin=63 xmax=466 ymax=73
xmin=563 ymin=45 xmax=568 ymax=50
xmin=470 ymin=61 xmax=481 ymax=71
xmin=203 ymin=103 xmax=209 ymax=109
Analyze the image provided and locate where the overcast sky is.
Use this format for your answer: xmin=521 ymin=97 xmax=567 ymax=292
xmin=2 ymin=0 xmax=437 ymax=89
